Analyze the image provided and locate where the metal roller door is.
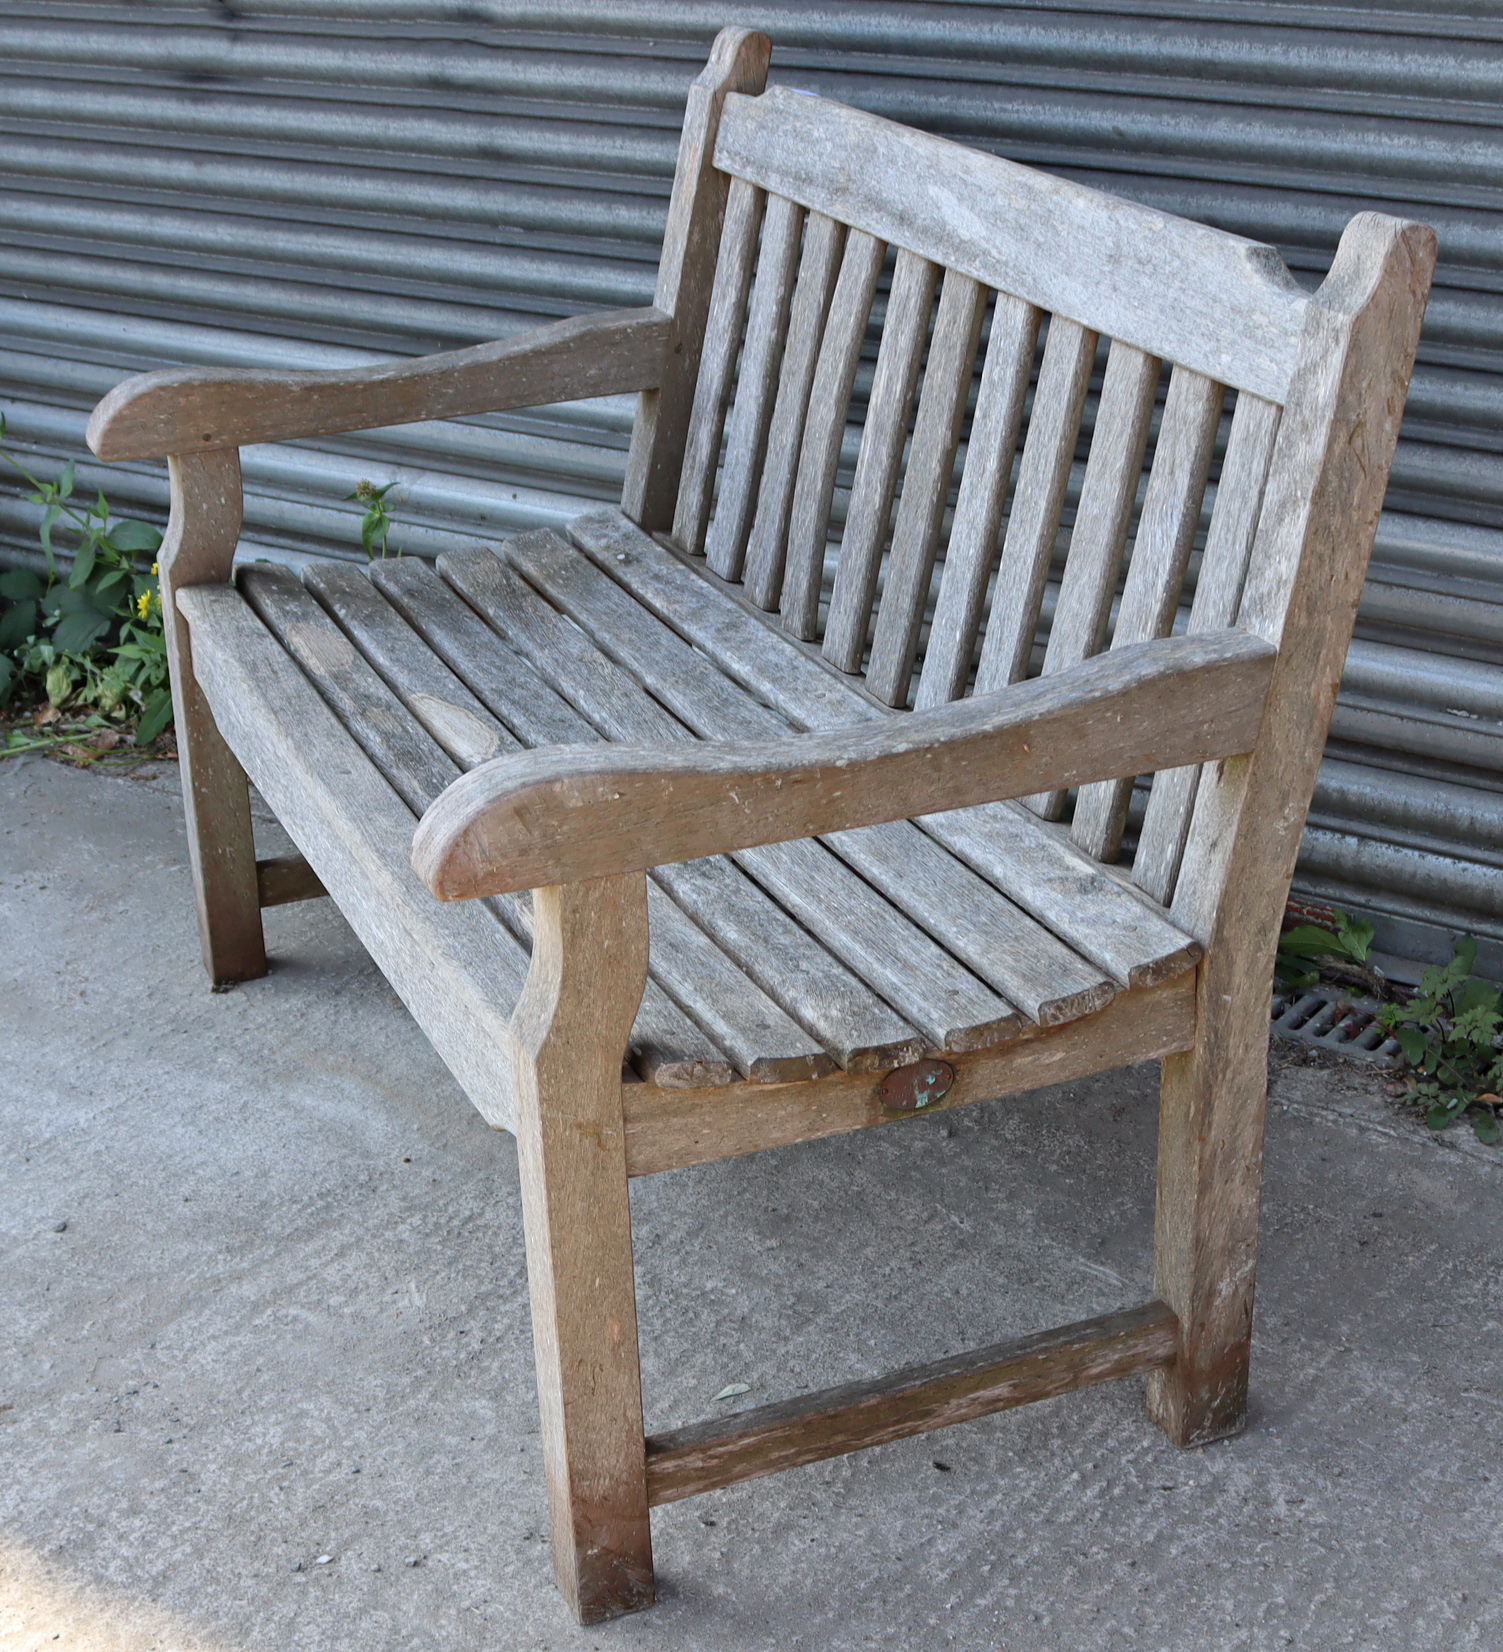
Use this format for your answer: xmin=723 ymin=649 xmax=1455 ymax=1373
xmin=2 ymin=1 xmax=1501 ymax=967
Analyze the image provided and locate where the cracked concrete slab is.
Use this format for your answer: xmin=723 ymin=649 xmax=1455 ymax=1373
xmin=1 ymin=755 xmax=1499 ymax=1652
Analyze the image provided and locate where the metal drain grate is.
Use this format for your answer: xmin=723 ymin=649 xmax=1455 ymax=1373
xmin=1271 ymin=987 xmax=1402 ymax=1066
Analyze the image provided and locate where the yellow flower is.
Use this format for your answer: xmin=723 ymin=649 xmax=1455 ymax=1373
xmin=151 ymin=561 xmax=159 ymax=575
xmin=137 ymin=591 xmax=152 ymax=620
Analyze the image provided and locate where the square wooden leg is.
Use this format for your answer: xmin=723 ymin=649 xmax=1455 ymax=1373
xmin=1147 ymin=983 xmax=1269 ymax=1447
xmin=510 ymin=873 xmax=654 ymax=1623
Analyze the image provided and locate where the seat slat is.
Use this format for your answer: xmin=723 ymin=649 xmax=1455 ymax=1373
xmin=971 ymin=317 xmax=1098 ymax=697
xmin=436 ymin=545 xmax=953 ymax=1063
xmin=569 ymin=510 xmax=1202 ymax=991
xmin=780 ymin=228 xmax=886 ymax=640
xmin=514 ymin=531 xmax=1116 ymax=1028
xmin=865 ymin=269 xmax=989 ymax=707
xmin=1071 ymin=366 xmax=1225 ymax=861
xmin=238 ymin=563 xmax=734 ymax=1090
xmin=742 ymin=210 xmax=846 ymax=611
xmin=1133 ymin=391 xmax=1282 ymax=903
xmin=1025 ymin=340 xmax=1161 ymax=820
xmin=446 ymin=537 xmax=1024 ymax=1052
xmin=823 ymin=249 xmax=940 ymax=674
xmin=672 ymin=176 xmax=765 ymax=557
xmin=704 ymin=193 xmax=804 ymax=581
xmin=305 ymin=563 xmax=830 ymax=1085
xmin=914 ymin=292 xmax=1040 ymax=711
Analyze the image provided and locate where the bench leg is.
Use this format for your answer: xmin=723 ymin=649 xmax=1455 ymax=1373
xmin=1147 ymin=964 xmax=1269 ymax=1447
xmin=161 ymin=452 xmax=265 ymax=987
xmin=510 ymin=872 xmax=654 ymax=1623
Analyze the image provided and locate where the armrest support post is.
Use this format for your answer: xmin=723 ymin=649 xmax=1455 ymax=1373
xmin=159 ymin=449 xmax=266 ymax=984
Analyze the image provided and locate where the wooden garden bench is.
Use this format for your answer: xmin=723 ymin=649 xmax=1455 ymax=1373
xmin=86 ymin=28 xmax=1434 ymax=1624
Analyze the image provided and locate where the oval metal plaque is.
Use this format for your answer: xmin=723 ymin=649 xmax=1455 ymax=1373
xmin=879 ymin=1058 xmax=956 ymax=1113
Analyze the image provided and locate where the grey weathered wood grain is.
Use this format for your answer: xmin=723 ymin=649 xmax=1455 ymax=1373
xmin=1151 ymin=213 xmax=1435 ymax=1448
xmin=866 ymin=269 xmax=989 ymax=705
xmin=571 ymin=509 xmax=1207 ymax=991
xmin=743 ymin=211 xmax=847 ymax=611
xmin=176 ymin=581 xmax=526 ymax=1132
xmin=432 ymin=544 xmax=926 ymax=1067
xmin=510 ymin=870 xmax=655 ymax=1622
xmin=1071 ymin=365 xmax=1224 ymax=860
xmin=507 ymin=531 xmax=1127 ymax=1028
xmin=1026 ymin=340 xmax=1160 ymax=820
xmin=914 ymin=292 xmax=1040 ymax=710
xmin=621 ymin=28 xmax=770 ymax=532
xmin=90 ymin=309 xmax=672 ymax=462
xmin=779 ymin=228 xmax=886 ymax=640
xmin=441 ymin=537 xmax=1020 ymax=1052
xmin=242 ymin=561 xmax=728 ymax=1089
xmin=156 ymin=449 xmax=266 ymax=985
xmin=822 ymin=249 xmax=941 ymax=673
xmin=645 ymin=1301 xmax=1178 ymax=1504
xmin=671 ymin=176 xmax=765 ymax=555
xmin=715 ymin=85 xmax=1308 ymax=401
xmin=1132 ymin=391 xmax=1281 ymax=904
xmin=704 ymin=193 xmax=805 ymax=581
xmin=971 ymin=317 xmax=1097 ymax=696
xmin=306 ymin=563 xmax=816 ymax=1085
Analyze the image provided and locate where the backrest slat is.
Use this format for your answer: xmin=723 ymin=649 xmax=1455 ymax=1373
xmin=672 ymin=176 xmax=766 ymax=556
xmin=1070 ymin=366 xmax=1225 ymax=860
xmin=743 ymin=211 xmax=847 ymax=611
xmin=716 ymin=85 xmax=1306 ymax=403
xmin=823 ymin=250 xmax=941 ymax=673
xmin=780 ymin=228 xmax=886 ymax=641
xmin=1022 ymin=339 xmax=1161 ymax=820
xmin=1132 ymin=391 xmax=1282 ymax=902
xmin=866 ymin=270 xmax=989 ymax=706
xmin=915 ymin=292 xmax=1040 ymax=711
xmin=704 ymin=193 xmax=805 ymax=581
xmin=972 ymin=317 xmax=1098 ymax=696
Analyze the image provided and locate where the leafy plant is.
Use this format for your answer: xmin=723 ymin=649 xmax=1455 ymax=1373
xmin=1276 ymin=907 xmax=1385 ymax=999
xmin=0 ymin=418 xmax=172 ymax=745
xmin=347 ymin=479 xmax=401 ymax=560
xmin=1379 ymin=936 xmax=1503 ymax=1145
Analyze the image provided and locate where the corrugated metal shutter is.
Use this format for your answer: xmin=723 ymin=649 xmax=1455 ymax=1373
xmin=4 ymin=1 xmax=1502 ymax=968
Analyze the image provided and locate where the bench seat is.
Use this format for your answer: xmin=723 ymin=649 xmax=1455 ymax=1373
xmin=178 ymin=506 xmax=1202 ymax=1168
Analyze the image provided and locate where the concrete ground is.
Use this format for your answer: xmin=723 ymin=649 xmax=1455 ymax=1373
xmin=1 ymin=753 xmax=1500 ymax=1652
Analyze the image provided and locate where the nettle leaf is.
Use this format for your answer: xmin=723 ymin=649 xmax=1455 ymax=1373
xmin=68 ymin=535 xmax=99 ymax=588
xmin=1427 ymin=1095 xmax=1469 ymax=1131
xmin=1278 ymin=925 xmax=1342 ymax=959
xmin=1336 ymin=912 xmax=1376 ymax=961
xmin=1459 ymin=977 xmax=1501 ymax=1016
xmin=0 ymin=599 xmax=37 ymax=648
xmin=1396 ymin=1027 xmax=1429 ymax=1067
xmin=107 ymin=518 xmax=163 ymax=555
xmin=51 ymin=608 xmax=111 ymax=654
xmin=1474 ymin=1109 xmax=1501 ymax=1146
xmin=0 ymin=566 xmax=43 ymax=600
xmin=135 ymin=685 xmax=173 ymax=745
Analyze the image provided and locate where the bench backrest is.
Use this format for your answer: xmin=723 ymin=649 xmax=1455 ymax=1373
xmin=624 ymin=31 xmax=1434 ymax=942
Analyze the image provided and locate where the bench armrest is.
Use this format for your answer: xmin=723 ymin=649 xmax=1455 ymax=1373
xmin=86 ymin=306 xmax=672 ymax=461
xmin=412 ymin=629 xmax=1276 ymax=900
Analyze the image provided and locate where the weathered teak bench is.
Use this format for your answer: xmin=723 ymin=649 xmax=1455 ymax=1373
xmin=87 ymin=28 xmax=1433 ymax=1624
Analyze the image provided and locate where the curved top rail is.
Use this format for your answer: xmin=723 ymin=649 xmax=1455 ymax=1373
xmin=715 ymin=86 xmax=1308 ymax=401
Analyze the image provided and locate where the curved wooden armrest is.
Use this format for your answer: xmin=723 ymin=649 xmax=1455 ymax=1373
xmin=86 ymin=307 xmax=673 ymax=461
xmin=412 ymin=629 xmax=1276 ymax=900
